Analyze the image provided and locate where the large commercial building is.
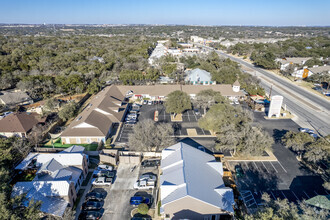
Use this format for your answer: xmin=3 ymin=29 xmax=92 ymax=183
xmin=160 ymin=142 xmax=235 ymax=219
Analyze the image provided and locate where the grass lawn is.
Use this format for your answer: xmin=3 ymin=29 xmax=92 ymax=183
xmin=43 ymin=138 xmax=98 ymax=151
xmin=82 ymin=172 xmax=93 ymax=187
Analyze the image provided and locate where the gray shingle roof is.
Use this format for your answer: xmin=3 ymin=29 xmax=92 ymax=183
xmin=160 ymin=142 xmax=235 ymax=213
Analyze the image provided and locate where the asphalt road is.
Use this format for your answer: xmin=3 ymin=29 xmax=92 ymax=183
xmin=197 ymin=44 xmax=330 ymax=135
xmin=217 ymin=49 xmax=330 ymax=136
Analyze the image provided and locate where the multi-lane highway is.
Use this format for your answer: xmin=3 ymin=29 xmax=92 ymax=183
xmin=199 ymin=44 xmax=330 ymax=135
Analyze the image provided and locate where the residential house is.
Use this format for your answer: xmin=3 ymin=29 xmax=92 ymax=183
xmin=160 ymin=142 xmax=235 ymax=219
xmin=293 ymin=65 xmax=330 ymax=78
xmin=0 ymin=112 xmax=46 ymax=138
xmin=185 ymin=68 xmax=216 ymax=85
xmin=276 ymin=57 xmax=312 ymax=71
xmin=61 ymin=86 xmax=128 ymax=145
xmin=12 ymin=146 xmax=88 ymax=217
xmin=0 ymin=89 xmax=33 ymax=107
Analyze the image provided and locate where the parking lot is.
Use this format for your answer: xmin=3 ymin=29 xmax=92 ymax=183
xmin=115 ymin=102 xmax=211 ymax=143
xmin=98 ymin=163 xmax=158 ymax=220
xmin=229 ymin=111 xmax=329 ymax=213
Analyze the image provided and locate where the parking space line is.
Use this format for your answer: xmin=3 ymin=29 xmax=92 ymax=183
xmin=244 ymin=161 xmax=248 ymax=168
xmin=201 ymin=128 xmax=206 ymax=135
xmin=193 ymin=112 xmax=198 ymax=121
xmin=303 ymin=191 xmax=310 ymax=199
xmin=281 ymin=191 xmax=288 ymax=200
xmin=187 ymin=111 xmax=191 ymax=121
xmin=261 ymin=162 xmax=270 ymax=173
xmin=269 ymin=162 xmax=278 ymax=173
xmin=245 ymin=198 xmax=255 ymax=203
xmin=277 ymin=161 xmax=287 ymax=173
xmin=314 ymin=191 xmax=319 ymax=196
xmin=320 ymin=161 xmax=328 ymax=169
xmin=253 ymin=162 xmax=260 ymax=171
xmin=270 ymin=191 xmax=276 ymax=200
xmin=292 ymin=191 xmax=300 ymax=202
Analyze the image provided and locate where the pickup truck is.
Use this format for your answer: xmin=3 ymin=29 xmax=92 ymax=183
xmin=92 ymin=177 xmax=112 ymax=186
xmin=133 ymin=179 xmax=155 ymax=190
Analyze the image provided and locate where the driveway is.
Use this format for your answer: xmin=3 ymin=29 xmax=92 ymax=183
xmin=102 ymin=164 xmax=140 ymax=220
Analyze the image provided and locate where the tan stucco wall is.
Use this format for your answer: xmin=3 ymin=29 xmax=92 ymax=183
xmin=163 ymin=196 xmax=231 ymax=220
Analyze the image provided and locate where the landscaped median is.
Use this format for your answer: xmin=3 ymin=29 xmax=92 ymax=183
xmin=42 ymin=138 xmax=98 ymax=151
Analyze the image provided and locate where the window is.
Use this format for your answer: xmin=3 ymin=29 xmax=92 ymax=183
xmin=76 ymin=138 xmax=81 ymax=144
xmin=66 ymin=138 xmax=70 ymax=144
xmin=87 ymin=138 xmax=91 ymax=143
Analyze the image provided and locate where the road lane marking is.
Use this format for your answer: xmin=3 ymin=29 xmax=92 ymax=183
xmin=261 ymin=161 xmax=270 ymax=173
xmin=269 ymin=162 xmax=278 ymax=173
xmin=277 ymin=161 xmax=287 ymax=173
xmin=292 ymin=191 xmax=300 ymax=202
xmin=303 ymin=191 xmax=310 ymax=199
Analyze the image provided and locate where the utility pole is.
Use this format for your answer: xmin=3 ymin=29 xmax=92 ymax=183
xmin=269 ymin=85 xmax=273 ymax=100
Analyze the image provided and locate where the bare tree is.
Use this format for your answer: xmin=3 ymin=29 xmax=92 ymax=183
xmin=28 ymin=124 xmax=46 ymax=149
xmin=129 ymin=119 xmax=174 ymax=152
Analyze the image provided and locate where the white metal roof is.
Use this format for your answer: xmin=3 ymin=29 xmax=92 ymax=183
xmin=160 ymin=142 xmax=235 ymax=213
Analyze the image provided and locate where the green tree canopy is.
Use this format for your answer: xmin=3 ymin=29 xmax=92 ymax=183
xmin=164 ymin=90 xmax=192 ymax=115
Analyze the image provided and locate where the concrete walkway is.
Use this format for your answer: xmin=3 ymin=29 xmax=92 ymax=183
xmin=224 ymin=150 xmax=278 ymax=162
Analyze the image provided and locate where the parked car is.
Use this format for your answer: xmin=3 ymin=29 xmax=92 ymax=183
xmin=78 ymin=211 xmax=102 ymax=220
xmin=141 ymin=160 xmax=160 ymax=168
xmin=143 ymin=100 xmax=147 ymax=105
xmin=97 ymin=164 xmax=113 ymax=171
xmin=309 ymin=133 xmax=318 ymax=139
xmin=139 ymin=173 xmax=157 ymax=182
xmin=132 ymin=106 xmax=140 ymax=111
xmin=159 ymin=100 xmax=163 ymax=105
xmin=92 ymin=177 xmax=112 ymax=186
xmin=147 ymin=100 xmax=152 ymax=105
xmin=194 ymin=109 xmax=201 ymax=116
xmin=133 ymin=179 xmax=155 ymax=190
xmin=125 ymin=121 xmax=136 ymax=125
xmin=126 ymin=115 xmax=137 ymax=120
xmin=82 ymin=201 xmax=103 ymax=211
xmin=154 ymin=101 xmax=159 ymax=105
xmin=235 ymin=165 xmax=244 ymax=178
xmin=130 ymin=196 xmax=151 ymax=206
xmin=85 ymin=191 xmax=105 ymax=202
xmin=93 ymin=170 xmax=115 ymax=180
xmin=299 ymin=128 xmax=315 ymax=134
xmin=234 ymin=100 xmax=239 ymax=105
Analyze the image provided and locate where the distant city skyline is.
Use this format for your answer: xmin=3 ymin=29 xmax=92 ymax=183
xmin=1 ymin=0 xmax=329 ymax=26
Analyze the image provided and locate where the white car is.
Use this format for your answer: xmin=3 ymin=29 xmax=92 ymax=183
xmin=234 ymin=100 xmax=239 ymax=105
xmin=92 ymin=177 xmax=112 ymax=186
xmin=97 ymin=164 xmax=113 ymax=171
xmin=139 ymin=173 xmax=157 ymax=182
xmin=148 ymin=100 xmax=153 ymax=105
xmin=133 ymin=179 xmax=155 ymax=190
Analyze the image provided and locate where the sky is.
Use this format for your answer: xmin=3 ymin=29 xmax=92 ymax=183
xmin=0 ymin=0 xmax=329 ymax=26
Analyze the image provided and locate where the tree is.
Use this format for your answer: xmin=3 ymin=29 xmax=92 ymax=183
xmin=28 ymin=124 xmax=46 ymax=149
xmin=129 ymin=119 xmax=174 ymax=152
xmin=137 ymin=203 xmax=149 ymax=215
xmin=164 ymin=90 xmax=191 ymax=116
xmin=282 ymin=131 xmax=314 ymax=159
xmin=193 ymin=89 xmax=227 ymax=114
xmin=58 ymin=102 xmax=78 ymax=122
xmin=87 ymin=78 xmax=102 ymax=95
xmin=245 ymin=193 xmax=330 ymax=220
xmin=44 ymin=98 xmax=60 ymax=112
xmin=304 ymin=138 xmax=330 ymax=164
